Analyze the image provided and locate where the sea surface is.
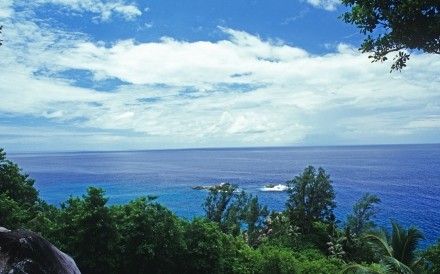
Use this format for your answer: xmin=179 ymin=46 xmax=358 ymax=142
xmin=9 ymin=144 xmax=440 ymax=247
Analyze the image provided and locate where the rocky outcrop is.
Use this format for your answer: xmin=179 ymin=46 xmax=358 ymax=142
xmin=192 ymin=182 xmax=231 ymax=190
xmin=0 ymin=227 xmax=80 ymax=274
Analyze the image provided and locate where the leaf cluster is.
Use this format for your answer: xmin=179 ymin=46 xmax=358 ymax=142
xmin=340 ymin=0 xmax=440 ymax=71
xmin=285 ymin=166 xmax=336 ymax=234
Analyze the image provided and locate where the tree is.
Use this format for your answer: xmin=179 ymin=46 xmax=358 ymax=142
xmin=340 ymin=0 xmax=440 ymax=71
xmin=0 ymin=148 xmax=40 ymax=228
xmin=54 ymin=187 xmax=118 ymax=274
xmin=286 ymin=166 xmax=336 ymax=234
xmin=343 ymin=220 xmax=425 ymax=273
xmin=242 ymin=194 xmax=269 ymax=247
xmin=0 ymin=25 xmax=2 ymax=46
xmin=423 ymin=239 xmax=440 ymax=274
xmin=203 ymin=183 xmax=268 ymax=239
xmin=111 ymin=197 xmax=186 ymax=274
xmin=347 ymin=193 xmax=381 ymax=235
xmin=258 ymin=246 xmax=298 ymax=274
xmin=181 ymin=218 xmax=234 ymax=274
xmin=0 ymin=148 xmax=39 ymax=207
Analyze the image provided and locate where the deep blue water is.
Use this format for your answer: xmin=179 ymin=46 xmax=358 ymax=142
xmin=9 ymin=144 xmax=440 ymax=247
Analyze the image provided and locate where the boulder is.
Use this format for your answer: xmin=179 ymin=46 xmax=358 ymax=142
xmin=0 ymin=227 xmax=80 ymax=274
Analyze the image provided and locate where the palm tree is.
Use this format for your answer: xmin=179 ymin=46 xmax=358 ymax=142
xmin=343 ymin=220 xmax=425 ymax=274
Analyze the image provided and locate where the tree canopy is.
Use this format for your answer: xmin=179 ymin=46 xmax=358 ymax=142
xmin=285 ymin=166 xmax=336 ymax=234
xmin=346 ymin=193 xmax=381 ymax=235
xmin=341 ymin=0 xmax=440 ymax=71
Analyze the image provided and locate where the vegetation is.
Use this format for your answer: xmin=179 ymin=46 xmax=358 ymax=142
xmin=346 ymin=193 xmax=381 ymax=235
xmin=340 ymin=0 xmax=440 ymax=71
xmin=285 ymin=166 xmax=335 ymax=234
xmin=0 ymin=147 xmax=438 ymax=273
xmin=343 ymin=221 xmax=425 ymax=273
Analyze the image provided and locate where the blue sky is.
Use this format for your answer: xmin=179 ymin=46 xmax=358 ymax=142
xmin=0 ymin=0 xmax=439 ymax=152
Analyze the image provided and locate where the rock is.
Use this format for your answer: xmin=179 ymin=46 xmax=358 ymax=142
xmin=0 ymin=227 xmax=81 ymax=274
xmin=192 ymin=182 xmax=231 ymax=191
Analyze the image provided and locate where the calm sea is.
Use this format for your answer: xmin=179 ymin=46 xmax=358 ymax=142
xmin=9 ymin=144 xmax=440 ymax=247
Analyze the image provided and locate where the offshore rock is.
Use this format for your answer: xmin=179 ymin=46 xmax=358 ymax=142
xmin=192 ymin=182 xmax=231 ymax=190
xmin=0 ymin=227 xmax=80 ymax=274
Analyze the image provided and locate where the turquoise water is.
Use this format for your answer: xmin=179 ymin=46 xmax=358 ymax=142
xmin=9 ymin=144 xmax=440 ymax=247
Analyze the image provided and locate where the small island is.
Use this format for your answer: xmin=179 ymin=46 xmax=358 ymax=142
xmin=192 ymin=182 xmax=231 ymax=190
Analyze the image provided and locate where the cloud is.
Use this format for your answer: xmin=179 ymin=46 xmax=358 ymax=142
xmin=304 ymin=0 xmax=340 ymax=11
xmin=32 ymin=0 xmax=142 ymax=21
xmin=1 ymin=13 xmax=439 ymax=151
xmin=0 ymin=0 xmax=14 ymax=19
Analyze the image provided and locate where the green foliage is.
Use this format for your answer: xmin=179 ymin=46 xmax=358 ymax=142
xmin=347 ymin=193 xmax=381 ymax=235
xmin=53 ymin=187 xmax=118 ymax=274
xmin=203 ymin=183 xmax=268 ymax=243
xmin=258 ymin=245 xmax=298 ymax=274
xmin=294 ymin=250 xmax=344 ymax=274
xmin=0 ymin=193 xmax=29 ymax=228
xmin=340 ymin=0 xmax=440 ymax=71
xmin=342 ymin=262 xmax=390 ymax=273
xmin=203 ymin=183 xmax=240 ymax=234
xmin=0 ymin=148 xmax=39 ymax=208
xmin=263 ymin=211 xmax=305 ymax=250
xmin=327 ymin=229 xmax=348 ymax=260
xmin=286 ymin=166 xmax=336 ymax=234
xmin=0 ymin=148 xmax=40 ymax=228
xmin=111 ymin=197 xmax=185 ymax=274
xmin=423 ymin=239 xmax=440 ymax=274
xmin=229 ymin=238 xmax=264 ymax=274
xmin=242 ymin=194 xmax=269 ymax=246
xmin=181 ymin=218 xmax=235 ymax=273
xmin=341 ymin=226 xmax=376 ymax=264
xmin=345 ymin=220 xmax=425 ymax=273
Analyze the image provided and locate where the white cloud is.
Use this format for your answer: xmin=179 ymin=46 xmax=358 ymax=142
xmin=0 ymin=0 xmax=14 ymax=19
xmin=1 ymin=14 xmax=439 ymax=151
xmin=32 ymin=0 xmax=142 ymax=21
xmin=304 ymin=0 xmax=340 ymax=11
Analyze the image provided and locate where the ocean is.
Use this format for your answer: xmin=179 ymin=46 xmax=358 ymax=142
xmin=8 ymin=144 xmax=440 ymax=247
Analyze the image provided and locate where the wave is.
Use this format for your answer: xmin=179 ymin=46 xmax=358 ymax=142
xmin=260 ymin=184 xmax=288 ymax=192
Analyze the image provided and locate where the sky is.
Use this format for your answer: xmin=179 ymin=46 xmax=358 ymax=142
xmin=0 ymin=0 xmax=439 ymax=152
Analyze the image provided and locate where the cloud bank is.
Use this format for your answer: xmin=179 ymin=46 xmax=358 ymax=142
xmin=0 ymin=2 xmax=439 ymax=151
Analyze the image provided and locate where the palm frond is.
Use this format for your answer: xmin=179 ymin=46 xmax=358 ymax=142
xmin=381 ymin=255 xmax=414 ymax=274
xmin=390 ymin=221 xmax=424 ymax=267
xmin=341 ymin=263 xmax=387 ymax=274
xmin=365 ymin=229 xmax=393 ymax=257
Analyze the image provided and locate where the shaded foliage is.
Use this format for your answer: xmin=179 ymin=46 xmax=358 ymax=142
xmin=423 ymin=239 xmax=440 ymax=274
xmin=344 ymin=220 xmax=425 ymax=273
xmin=203 ymin=183 xmax=268 ymax=245
xmin=341 ymin=0 xmax=440 ymax=71
xmin=0 ymin=148 xmax=40 ymax=229
xmin=53 ymin=187 xmax=118 ymax=274
xmin=111 ymin=197 xmax=185 ymax=274
xmin=347 ymin=193 xmax=381 ymax=235
xmin=286 ymin=166 xmax=336 ymax=234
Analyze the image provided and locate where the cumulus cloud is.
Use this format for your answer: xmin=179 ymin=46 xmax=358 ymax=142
xmin=0 ymin=11 xmax=439 ymax=151
xmin=304 ymin=0 xmax=340 ymax=11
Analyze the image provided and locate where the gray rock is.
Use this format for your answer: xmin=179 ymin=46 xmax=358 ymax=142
xmin=0 ymin=227 xmax=81 ymax=274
